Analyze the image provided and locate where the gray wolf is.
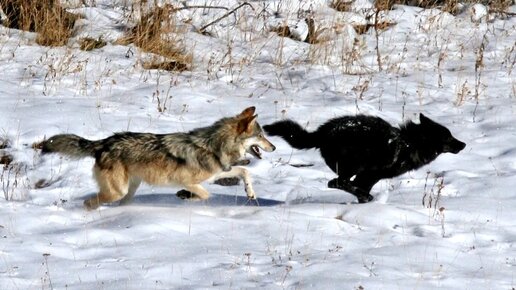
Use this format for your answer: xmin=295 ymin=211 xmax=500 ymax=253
xmin=263 ymin=114 xmax=465 ymax=203
xmin=39 ymin=107 xmax=276 ymax=210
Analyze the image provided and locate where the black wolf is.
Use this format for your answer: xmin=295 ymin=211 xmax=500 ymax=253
xmin=263 ymin=114 xmax=465 ymax=203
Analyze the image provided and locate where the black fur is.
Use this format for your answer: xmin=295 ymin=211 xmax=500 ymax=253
xmin=264 ymin=114 xmax=465 ymax=203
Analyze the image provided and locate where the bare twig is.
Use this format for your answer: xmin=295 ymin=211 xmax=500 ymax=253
xmin=175 ymin=5 xmax=229 ymax=12
xmin=199 ymin=2 xmax=254 ymax=33
xmin=374 ymin=9 xmax=383 ymax=71
xmin=489 ymin=9 xmax=516 ymax=16
xmin=473 ymin=31 xmax=488 ymax=122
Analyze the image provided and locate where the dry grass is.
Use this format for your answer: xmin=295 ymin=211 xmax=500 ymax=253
xmin=329 ymin=0 xmax=354 ymax=12
xmin=142 ymin=60 xmax=189 ymax=72
xmin=353 ymin=21 xmax=397 ymax=34
xmin=0 ymin=154 xmax=13 ymax=168
xmin=374 ymin=0 xmax=455 ymax=11
xmin=0 ymin=0 xmax=79 ymax=46
xmin=116 ymin=4 xmax=192 ymax=72
xmin=79 ymin=37 xmax=107 ymax=51
xmin=375 ymin=0 xmax=513 ymax=14
xmin=0 ymin=137 xmax=8 ymax=149
xmin=270 ymin=18 xmax=328 ymax=44
xmin=489 ymin=0 xmax=514 ymax=12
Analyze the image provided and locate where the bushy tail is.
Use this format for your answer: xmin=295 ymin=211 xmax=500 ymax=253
xmin=263 ymin=120 xmax=319 ymax=149
xmin=40 ymin=134 xmax=97 ymax=158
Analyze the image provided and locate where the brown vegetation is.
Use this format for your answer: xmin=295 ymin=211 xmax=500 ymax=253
xmin=116 ymin=4 xmax=192 ymax=71
xmin=330 ymin=0 xmax=354 ymax=12
xmin=353 ymin=21 xmax=397 ymax=34
xmin=79 ymin=37 xmax=107 ymax=51
xmin=0 ymin=0 xmax=79 ymax=46
xmin=375 ymin=0 xmax=513 ymax=14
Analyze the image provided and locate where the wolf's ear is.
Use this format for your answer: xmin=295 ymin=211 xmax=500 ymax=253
xmin=238 ymin=106 xmax=256 ymax=118
xmin=419 ymin=113 xmax=431 ymax=124
xmin=237 ymin=115 xmax=258 ymax=134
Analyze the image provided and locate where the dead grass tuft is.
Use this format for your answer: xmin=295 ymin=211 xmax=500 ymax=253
xmin=142 ymin=59 xmax=190 ymax=72
xmin=329 ymin=0 xmax=354 ymax=12
xmin=488 ymin=0 xmax=514 ymax=13
xmin=353 ymin=21 xmax=397 ymax=34
xmin=117 ymin=4 xmax=191 ymax=71
xmin=79 ymin=37 xmax=107 ymax=51
xmin=0 ymin=154 xmax=13 ymax=168
xmin=270 ymin=25 xmax=294 ymax=39
xmin=0 ymin=138 xmax=8 ymax=149
xmin=270 ymin=18 xmax=327 ymax=44
xmin=0 ymin=0 xmax=79 ymax=46
xmin=375 ymin=0 xmax=462 ymax=14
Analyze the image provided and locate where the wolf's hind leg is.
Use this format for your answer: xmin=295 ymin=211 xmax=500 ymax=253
xmin=84 ymin=164 xmax=129 ymax=210
xmin=214 ymin=167 xmax=256 ymax=199
xmin=328 ymin=177 xmax=374 ymax=203
xmin=119 ymin=178 xmax=142 ymax=205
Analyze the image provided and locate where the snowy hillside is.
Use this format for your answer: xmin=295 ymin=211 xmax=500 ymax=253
xmin=0 ymin=0 xmax=515 ymax=289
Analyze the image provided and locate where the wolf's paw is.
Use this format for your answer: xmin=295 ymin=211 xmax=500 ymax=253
xmin=177 ymin=189 xmax=193 ymax=199
xmin=327 ymin=178 xmax=340 ymax=189
xmin=177 ymin=190 xmax=201 ymax=200
xmin=357 ymin=194 xmax=374 ymax=203
xmin=84 ymin=198 xmax=100 ymax=210
xmin=245 ymin=198 xmax=260 ymax=206
xmin=245 ymin=190 xmax=256 ymax=200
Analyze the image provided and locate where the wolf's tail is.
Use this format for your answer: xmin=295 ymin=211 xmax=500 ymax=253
xmin=263 ymin=120 xmax=319 ymax=149
xmin=40 ymin=134 xmax=97 ymax=158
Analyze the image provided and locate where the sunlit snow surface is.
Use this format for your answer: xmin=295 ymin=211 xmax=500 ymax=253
xmin=0 ymin=1 xmax=515 ymax=289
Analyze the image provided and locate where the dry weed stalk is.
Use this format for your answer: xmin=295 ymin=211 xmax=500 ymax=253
xmin=455 ymin=81 xmax=471 ymax=106
xmin=437 ymin=51 xmax=446 ymax=88
xmin=421 ymin=172 xmax=447 ymax=237
xmin=422 ymin=172 xmax=445 ymax=212
xmin=373 ymin=9 xmax=383 ymax=71
xmin=1 ymin=162 xmax=27 ymax=201
xmin=473 ymin=32 xmax=488 ymax=121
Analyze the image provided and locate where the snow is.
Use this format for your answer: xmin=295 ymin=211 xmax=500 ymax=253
xmin=0 ymin=0 xmax=515 ymax=289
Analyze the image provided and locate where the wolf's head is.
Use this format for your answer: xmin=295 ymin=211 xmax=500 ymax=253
xmin=418 ymin=114 xmax=466 ymax=154
xmin=235 ymin=107 xmax=276 ymax=159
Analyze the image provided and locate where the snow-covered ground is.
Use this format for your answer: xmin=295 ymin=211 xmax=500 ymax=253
xmin=1 ymin=0 xmax=515 ymax=289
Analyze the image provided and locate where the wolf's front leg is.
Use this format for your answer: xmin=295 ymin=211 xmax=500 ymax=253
xmin=214 ymin=167 xmax=256 ymax=199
